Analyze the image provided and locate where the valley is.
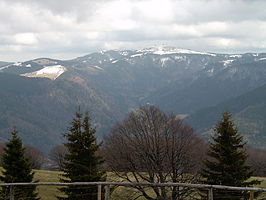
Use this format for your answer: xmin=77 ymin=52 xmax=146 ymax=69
xmin=1 ymin=46 xmax=266 ymax=153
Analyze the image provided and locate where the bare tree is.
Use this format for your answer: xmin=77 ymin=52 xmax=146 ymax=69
xmin=0 ymin=142 xmax=5 ymax=166
xmin=246 ymin=146 xmax=266 ymax=177
xmin=103 ymin=105 xmax=205 ymax=200
xmin=24 ymin=145 xmax=46 ymax=169
xmin=0 ymin=142 xmax=4 ymax=155
xmin=49 ymin=144 xmax=68 ymax=170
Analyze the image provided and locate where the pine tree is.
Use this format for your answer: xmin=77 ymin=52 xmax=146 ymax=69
xmin=59 ymin=110 xmax=105 ymax=200
xmin=0 ymin=128 xmax=39 ymax=200
xmin=201 ymin=112 xmax=258 ymax=200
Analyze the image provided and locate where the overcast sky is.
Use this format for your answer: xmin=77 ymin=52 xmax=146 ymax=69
xmin=1 ymin=0 xmax=266 ymax=61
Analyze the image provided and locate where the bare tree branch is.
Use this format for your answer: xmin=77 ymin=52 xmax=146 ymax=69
xmin=103 ymin=105 xmax=206 ymax=200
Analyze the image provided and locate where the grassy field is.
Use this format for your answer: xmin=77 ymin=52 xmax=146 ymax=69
xmin=33 ymin=170 xmax=63 ymax=200
xmin=253 ymin=177 xmax=266 ymax=188
xmin=8 ymin=170 xmax=266 ymax=199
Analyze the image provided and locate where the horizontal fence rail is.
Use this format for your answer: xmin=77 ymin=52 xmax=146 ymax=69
xmin=0 ymin=182 xmax=265 ymax=200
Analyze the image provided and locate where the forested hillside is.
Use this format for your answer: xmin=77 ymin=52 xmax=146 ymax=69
xmin=1 ymin=47 xmax=266 ymax=152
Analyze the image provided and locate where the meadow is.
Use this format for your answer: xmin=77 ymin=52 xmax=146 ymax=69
xmin=29 ymin=170 xmax=266 ymax=200
xmin=33 ymin=170 xmax=63 ymax=200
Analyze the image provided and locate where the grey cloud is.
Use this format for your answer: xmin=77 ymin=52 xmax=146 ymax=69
xmin=1 ymin=0 xmax=99 ymax=13
xmin=179 ymin=0 xmax=266 ymax=24
xmin=0 ymin=0 xmax=102 ymax=24
xmin=1 ymin=0 xmax=266 ymax=61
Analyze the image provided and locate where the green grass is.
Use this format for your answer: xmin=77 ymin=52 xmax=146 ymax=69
xmin=33 ymin=169 xmax=63 ymax=200
xmin=0 ymin=169 xmax=63 ymax=200
xmin=4 ymin=170 xmax=266 ymax=200
xmin=252 ymin=177 xmax=266 ymax=188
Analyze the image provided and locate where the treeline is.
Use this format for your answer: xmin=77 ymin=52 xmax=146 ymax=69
xmin=51 ymin=105 xmax=266 ymax=199
xmin=1 ymin=105 xmax=266 ymax=199
xmin=49 ymin=106 xmax=266 ymax=177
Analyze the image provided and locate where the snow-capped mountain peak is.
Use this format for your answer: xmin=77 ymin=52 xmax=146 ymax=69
xmin=139 ymin=46 xmax=216 ymax=56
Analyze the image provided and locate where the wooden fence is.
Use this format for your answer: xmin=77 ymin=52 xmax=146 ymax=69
xmin=0 ymin=181 xmax=265 ymax=200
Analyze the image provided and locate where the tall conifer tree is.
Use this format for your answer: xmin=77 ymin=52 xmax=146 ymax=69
xmin=59 ymin=110 xmax=105 ymax=200
xmin=0 ymin=128 xmax=39 ymax=200
xmin=201 ymin=112 xmax=258 ymax=199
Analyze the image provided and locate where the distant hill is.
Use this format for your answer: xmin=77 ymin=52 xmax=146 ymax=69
xmin=187 ymin=83 xmax=266 ymax=148
xmin=1 ymin=47 xmax=266 ymax=153
xmin=0 ymin=72 xmax=118 ymax=153
xmin=0 ymin=61 xmax=11 ymax=67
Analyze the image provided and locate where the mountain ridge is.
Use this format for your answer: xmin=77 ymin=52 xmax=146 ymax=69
xmin=1 ymin=47 xmax=266 ymax=153
xmin=187 ymin=82 xmax=266 ymax=148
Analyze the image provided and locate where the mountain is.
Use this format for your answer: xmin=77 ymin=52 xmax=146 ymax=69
xmin=1 ymin=46 xmax=266 ymax=153
xmin=0 ymin=61 xmax=11 ymax=68
xmin=0 ymin=73 xmax=113 ymax=149
xmin=143 ymin=51 xmax=266 ymax=113
xmin=187 ymin=83 xmax=266 ymax=148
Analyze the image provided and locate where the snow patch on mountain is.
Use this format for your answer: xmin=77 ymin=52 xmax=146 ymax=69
xmin=131 ymin=53 xmax=144 ymax=58
xmin=100 ymin=50 xmax=107 ymax=55
xmin=13 ymin=62 xmax=22 ymax=66
xmin=91 ymin=66 xmax=104 ymax=70
xmin=22 ymin=65 xmax=66 ymax=80
xmin=229 ymin=55 xmax=242 ymax=58
xmin=0 ymin=62 xmax=27 ymax=71
xmin=0 ymin=65 xmax=11 ymax=71
xmin=160 ymin=57 xmax=171 ymax=67
xmin=174 ymin=56 xmax=186 ymax=61
xmin=139 ymin=46 xmax=216 ymax=56
xmin=207 ymin=68 xmax=214 ymax=75
xmin=120 ymin=51 xmax=130 ymax=56
xmin=222 ymin=60 xmax=234 ymax=68
xmin=36 ymin=65 xmax=65 ymax=76
xmin=256 ymin=58 xmax=266 ymax=61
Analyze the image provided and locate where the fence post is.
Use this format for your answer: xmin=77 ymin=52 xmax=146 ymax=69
xmin=9 ymin=186 xmax=14 ymax=200
xmin=208 ymin=188 xmax=213 ymax=200
xmin=249 ymin=191 xmax=254 ymax=200
xmin=104 ymin=185 xmax=110 ymax=200
xmin=98 ymin=185 xmax=102 ymax=200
